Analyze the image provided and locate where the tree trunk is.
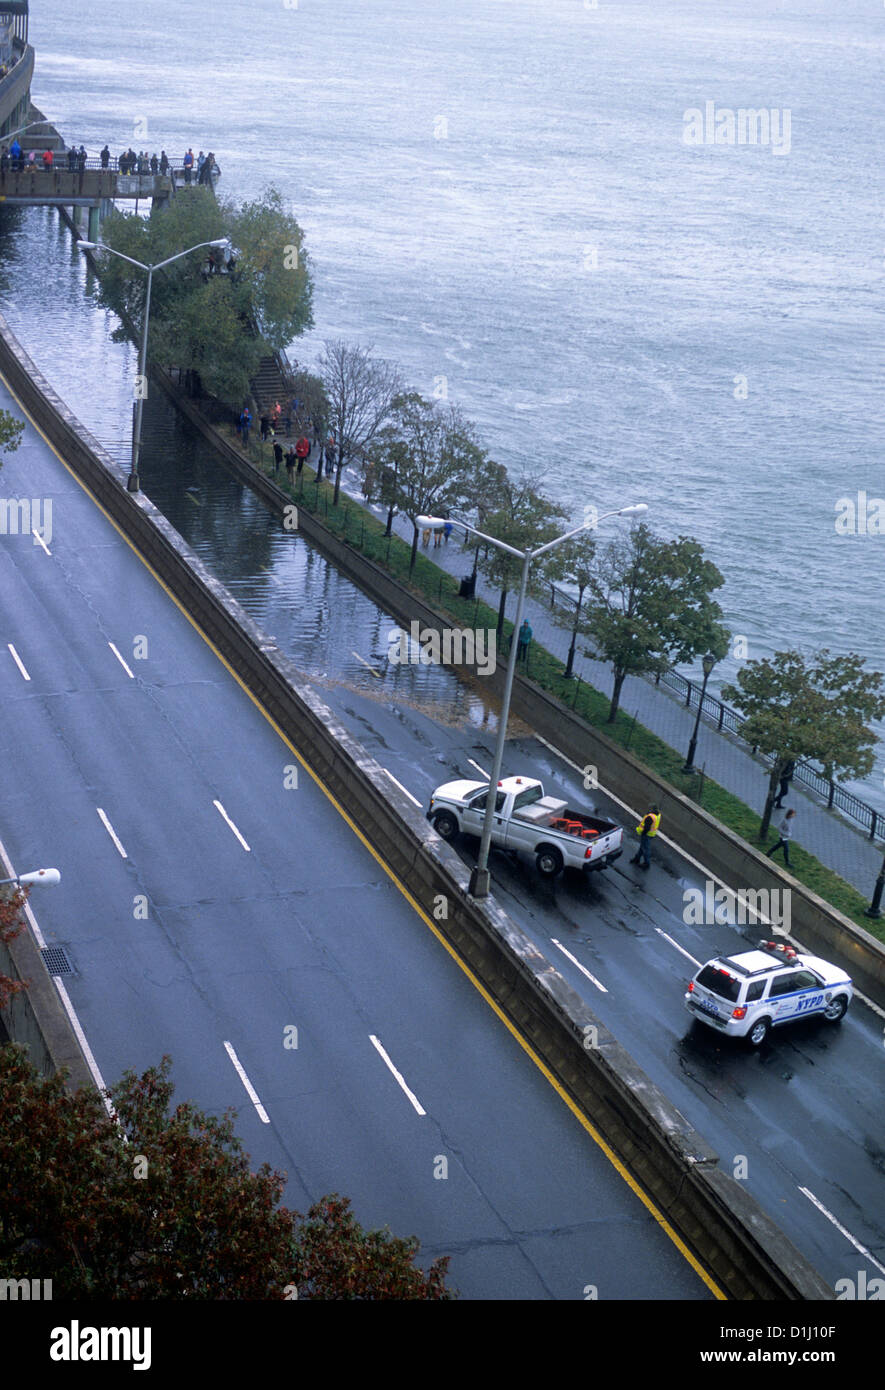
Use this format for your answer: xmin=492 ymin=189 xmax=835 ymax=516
xmin=496 ymin=588 xmax=508 ymax=640
xmin=409 ymin=525 xmax=419 ymax=574
xmin=758 ymin=764 xmax=783 ymax=841
xmin=564 ymin=584 xmax=585 ymax=679
xmin=333 ymin=450 xmax=344 ymax=506
xmin=607 ymin=668 xmax=626 ymax=723
xmin=385 ymin=506 xmax=395 ymax=537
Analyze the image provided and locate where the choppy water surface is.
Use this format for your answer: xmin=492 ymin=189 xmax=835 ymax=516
xmin=2 ymin=0 xmax=882 ymax=805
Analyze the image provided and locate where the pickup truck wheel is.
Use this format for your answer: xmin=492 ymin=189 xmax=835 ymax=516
xmin=432 ymin=811 xmax=458 ymax=841
xmin=536 ymin=846 xmax=564 ymax=878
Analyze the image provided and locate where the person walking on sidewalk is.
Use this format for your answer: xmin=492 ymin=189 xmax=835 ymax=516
xmin=768 ymin=809 xmax=796 ymax=868
xmin=630 ymin=805 xmax=662 ymax=870
xmin=285 ymin=445 xmax=296 ymax=484
xmin=516 ymin=619 xmax=533 ymax=664
xmin=295 ymin=434 xmax=310 ymax=474
xmin=273 ymin=440 xmax=283 ymax=474
xmin=773 ymin=760 xmax=795 ymax=810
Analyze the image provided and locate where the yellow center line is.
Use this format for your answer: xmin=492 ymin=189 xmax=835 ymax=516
xmin=2 ymin=370 xmax=725 ymax=1300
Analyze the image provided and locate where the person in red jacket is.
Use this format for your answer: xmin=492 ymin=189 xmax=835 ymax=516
xmin=42 ymin=147 xmax=53 ymax=170
xmin=295 ymin=434 xmax=310 ymax=474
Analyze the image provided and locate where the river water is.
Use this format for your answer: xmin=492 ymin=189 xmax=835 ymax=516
xmin=5 ymin=0 xmax=884 ymax=809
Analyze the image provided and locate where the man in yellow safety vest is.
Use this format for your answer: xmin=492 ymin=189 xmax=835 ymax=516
xmin=630 ymin=804 xmax=661 ymax=870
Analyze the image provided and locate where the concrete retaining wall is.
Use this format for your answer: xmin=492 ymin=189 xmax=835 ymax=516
xmin=0 ymin=317 xmax=833 ymax=1298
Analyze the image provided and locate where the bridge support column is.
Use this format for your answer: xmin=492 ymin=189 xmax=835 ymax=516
xmin=87 ymin=203 xmax=100 ymax=241
xmin=71 ymin=205 xmax=82 ymax=228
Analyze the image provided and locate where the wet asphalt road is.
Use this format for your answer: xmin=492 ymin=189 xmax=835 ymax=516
xmin=127 ymin=390 xmax=885 ymax=1293
xmin=312 ymin=670 xmax=885 ymax=1293
xmin=0 ymin=383 xmax=715 ymax=1300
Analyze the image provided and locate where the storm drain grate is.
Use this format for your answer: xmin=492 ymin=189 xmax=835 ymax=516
xmin=40 ymin=946 xmax=74 ymax=977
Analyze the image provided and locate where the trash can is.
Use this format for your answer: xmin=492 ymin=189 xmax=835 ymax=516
xmin=458 ymin=574 xmax=476 ymax=599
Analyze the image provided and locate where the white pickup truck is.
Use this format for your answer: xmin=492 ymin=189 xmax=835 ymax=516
xmin=427 ymin=775 xmax=623 ymax=879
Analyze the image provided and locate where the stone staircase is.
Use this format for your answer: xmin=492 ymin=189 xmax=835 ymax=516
xmin=250 ymin=352 xmax=292 ymax=413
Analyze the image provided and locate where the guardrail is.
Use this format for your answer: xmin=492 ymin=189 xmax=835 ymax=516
xmin=545 ymin=579 xmax=885 ymax=846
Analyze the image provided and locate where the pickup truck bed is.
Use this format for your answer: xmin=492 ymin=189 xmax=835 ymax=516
xmin=427 ymin=774 xmax=624 ymax=880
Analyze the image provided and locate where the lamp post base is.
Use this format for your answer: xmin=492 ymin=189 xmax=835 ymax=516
xmin=469 ymin=866 xmax=491 ymax=898
xmin=127 ymin=470 xmax=140 ymax=493
xmin=865 ymin=877 xmax=884 ymax=919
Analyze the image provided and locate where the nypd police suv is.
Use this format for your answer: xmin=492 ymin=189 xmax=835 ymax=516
xmin=685 ymin=940 xmax=853 ymax=1047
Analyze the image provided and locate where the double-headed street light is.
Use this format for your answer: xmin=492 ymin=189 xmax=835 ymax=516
xmin=683 ymin=652 xmax=717 ymax=774
xmin=78 ymin=238 xmax=229 ymax=492
xmin=418 ymin=503 xmax=649 ymax=898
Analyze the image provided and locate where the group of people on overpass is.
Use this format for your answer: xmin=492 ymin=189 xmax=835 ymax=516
xmin=0 ymin=140 xmax=218 ymax=182
xmin=117 ymin=148 xmax=169 ymax=175
xmin=0 ymin=139 xmax=85 ymax=174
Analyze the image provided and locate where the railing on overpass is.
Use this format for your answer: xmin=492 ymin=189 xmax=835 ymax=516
xmin=0 ymin=158 xmax=216 ymax=202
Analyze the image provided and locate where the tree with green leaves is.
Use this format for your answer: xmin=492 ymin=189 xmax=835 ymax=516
xmin=581 ymin=523 xmax=729 ymax=723
xmin=0 ymin=1049 xmax=452 ymax=1299
xmin=92 ymin=185 xmax=313 ymax=408
xmin=375 ymin=392 xmax=484 ymax=573
xmin=722 ymin=649 xmax=885 ymax=840
xmin=475 ymin=476 xmax=567 ymax=638
xmin=317 ymin=340 xmax=402 ymax=505
xmin=548 ymin=530 xmax=597 ymax=679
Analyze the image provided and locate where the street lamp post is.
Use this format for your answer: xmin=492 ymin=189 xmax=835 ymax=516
xmin=418 ymin=503 xmax=648 ymax=898
xmin=78 ymin=238 xmax=228 ymax=492
xmin=683 ymin=652 xmax=716 ymax=774
xmin=0 ymin=868 xmax=61 ymax=889
xmin=865 ymin=853 xmax=885 ymax=919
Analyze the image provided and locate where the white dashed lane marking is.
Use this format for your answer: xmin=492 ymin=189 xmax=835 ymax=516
xmin=369 ymin=1034 xmax=426 ymax=1116
xmin=655 ymin=928 xmax=702 ymax=969
xmin=96 ymin=807 xmax=128 ymax=858
xmin=551 ymin=938 xmax=608 ymax=992
xmin=7 ymin=643 xmax=30 ymax=680
xmin=383 ymin=768 xmax=422 ymax=807
xmin=224 ymin=1042 xmax=270 ymax=1124
xmin=213 ymin=800 xmax=251 ymax=851
xmin=108 ymin=642 xmax=135 ymax=678
xmin=799 ymin=1187 xmax=885 ymax=1277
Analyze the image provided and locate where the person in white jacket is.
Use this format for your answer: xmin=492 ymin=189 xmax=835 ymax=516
xmin=768 ymin=808 xmax=796 ymax=868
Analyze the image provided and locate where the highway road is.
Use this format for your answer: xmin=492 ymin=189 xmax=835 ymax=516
xmin=133 ymin=410 xmax=885 ymax=1295
xmin=0 ymin=380 xmax=715 ymax=1300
